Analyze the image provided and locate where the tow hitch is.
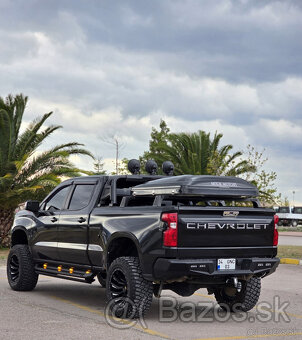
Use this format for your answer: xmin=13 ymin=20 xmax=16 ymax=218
xmin=227 ymin=277 xmax=242 ymax=293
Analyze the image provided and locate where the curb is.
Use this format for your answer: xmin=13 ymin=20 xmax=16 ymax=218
xmin=280 ymin=258 xmax=302 ymax=265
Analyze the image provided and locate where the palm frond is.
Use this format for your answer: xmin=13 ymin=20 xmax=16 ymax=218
xmin=0 ymin=94 xmax=93 ymax=210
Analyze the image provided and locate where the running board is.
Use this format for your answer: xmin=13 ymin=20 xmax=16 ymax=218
xmin=35 ymin=263 xmax=95 ymax=284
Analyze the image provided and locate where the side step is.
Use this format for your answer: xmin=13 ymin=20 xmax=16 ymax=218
xmin=35 ymin=263 xmax=96 ymax=284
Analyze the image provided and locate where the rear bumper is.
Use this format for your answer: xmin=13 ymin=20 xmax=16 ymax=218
xmin=153 ymin=257 xmax=280 ymax=280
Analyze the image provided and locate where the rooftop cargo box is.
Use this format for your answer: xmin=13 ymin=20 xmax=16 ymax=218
xmin=131 ymin=175 xmax=258 ymax=198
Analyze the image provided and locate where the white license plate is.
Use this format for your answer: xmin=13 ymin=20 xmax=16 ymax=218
xmin=217 ymin=258 xmax=236 ymax=270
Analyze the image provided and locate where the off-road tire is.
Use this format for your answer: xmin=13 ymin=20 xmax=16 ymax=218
xmin=7 ymin=245 xmax=38 ymax=291
xmin=214 ymin=276 xmax=261 ymax=312
xmin=97 ymin=272 xmax=106 ymax=287
xmin=106 ymin=256 xmax=153 ymax=319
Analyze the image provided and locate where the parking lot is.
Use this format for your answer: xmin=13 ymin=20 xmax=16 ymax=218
xmin=0 ymin=264 xmax=302 ymax=340
xmin=279 ymin=234 xmax=302 ymax=246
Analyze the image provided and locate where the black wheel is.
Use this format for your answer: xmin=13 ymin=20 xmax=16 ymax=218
xmin=97 ymin=272 xmax=106 ymax=287
xmin=214 ymin=276 xmax=261 ymax=312
xmin=7 ymin=245 xmax=38 ymax=291
xmin=106 ymin=256 xmax=153 ymax=319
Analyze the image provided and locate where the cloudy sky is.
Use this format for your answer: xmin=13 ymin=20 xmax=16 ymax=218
xmin=1 ymin=0 xmax=301 ymax=204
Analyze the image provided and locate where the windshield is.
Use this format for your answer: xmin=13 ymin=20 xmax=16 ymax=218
xmin=279 ymin=207 xmax=290 ymax=213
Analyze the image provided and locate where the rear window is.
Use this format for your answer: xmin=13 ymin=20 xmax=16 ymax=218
xmin=68 ymin=184 xmax=95 ymax=210
xmin=121 ymin=196 xmax=155 ymax=207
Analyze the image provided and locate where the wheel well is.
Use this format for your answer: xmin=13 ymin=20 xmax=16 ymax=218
xmin=107 ymin=237 xmax=139 ymax=267
xmin=11 ymin=230 xmax=28 ymax=246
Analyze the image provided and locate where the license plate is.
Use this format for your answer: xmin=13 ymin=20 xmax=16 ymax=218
xmin=217 ymin=258 xmax=236 ymax=270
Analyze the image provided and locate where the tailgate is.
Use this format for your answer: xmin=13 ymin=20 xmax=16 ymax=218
xmin=177 ymin=206 xmax=275 ymax=247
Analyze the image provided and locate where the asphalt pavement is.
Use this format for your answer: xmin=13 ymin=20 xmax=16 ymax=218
xmin=0 ymin=264 xmax=302 ymax=340
xmin=278 ymin=235 xmax=302 ymax=246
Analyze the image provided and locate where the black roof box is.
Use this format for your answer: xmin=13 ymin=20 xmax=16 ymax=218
xmin=132 ymin=175 xmax=258 ymax=198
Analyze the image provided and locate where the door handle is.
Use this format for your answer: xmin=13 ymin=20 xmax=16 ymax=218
xmin=78 ymin=217 xmax=86 ymax=223
xmin=51 ymin=217 xmax=58 ymax=223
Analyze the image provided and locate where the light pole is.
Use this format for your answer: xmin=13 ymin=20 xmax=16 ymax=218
xmin=292 ymin=190 xmax=295 ymax=207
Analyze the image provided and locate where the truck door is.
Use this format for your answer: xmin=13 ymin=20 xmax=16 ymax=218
xmin=57 ymin=181 xmax=97 ymax=265
xmin=31 ymin=184 xmax=72 ymax=261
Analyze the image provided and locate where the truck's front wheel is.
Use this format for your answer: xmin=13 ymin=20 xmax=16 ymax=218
xmin=214 ymin=276 xmax=261 ymax=312
xmin=106 ymin=256 xmax=153 ymax=318
xmin=97 ymin=272 xmax=106 ymax=287
xmin=7 ymin=245 xmax=38 ymax=291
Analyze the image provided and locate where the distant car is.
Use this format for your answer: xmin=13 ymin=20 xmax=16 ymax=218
xmin=276 ymin=206 xmax=302 ymax=227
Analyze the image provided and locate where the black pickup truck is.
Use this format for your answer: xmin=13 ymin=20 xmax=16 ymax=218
xmin=7 ymin=170 xmax=279 ymax=318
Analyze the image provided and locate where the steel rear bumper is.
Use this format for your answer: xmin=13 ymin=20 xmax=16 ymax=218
xmin=153 ymin=257 xmax=280 ymax=280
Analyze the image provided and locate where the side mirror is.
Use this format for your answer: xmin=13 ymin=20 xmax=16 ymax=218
xmin=25 ymin=200 xmax=40 ymax=213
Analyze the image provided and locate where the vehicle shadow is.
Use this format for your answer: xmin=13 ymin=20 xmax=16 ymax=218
xmin=33 ymin=277 xmax=247 ymax=323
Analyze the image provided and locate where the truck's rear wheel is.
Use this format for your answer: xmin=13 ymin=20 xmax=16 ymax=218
xmin=7 ymin=245 xmax=38 ymax=291
xmin=214 ymin=276 xmax=261 ymax=312
xmin=106 ymin=256 xmax=153 ymax=319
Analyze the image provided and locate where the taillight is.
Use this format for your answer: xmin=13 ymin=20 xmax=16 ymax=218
xmin=162 ymin=213 xmax=178 ymax=247
xmin=273 ymin=214 xmax=279 ymax=246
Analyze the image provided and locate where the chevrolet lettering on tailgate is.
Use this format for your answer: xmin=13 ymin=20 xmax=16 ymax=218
xmin=186 ymin=223 xmax=269 ymax=230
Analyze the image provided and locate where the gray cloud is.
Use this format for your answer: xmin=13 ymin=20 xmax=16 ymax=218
xmin=0 ymin=0 xmax=301 ymax=202
xmin=2 ymin=0 xmax=301 ymax=82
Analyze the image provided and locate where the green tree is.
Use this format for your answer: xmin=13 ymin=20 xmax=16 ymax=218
xmin=110 ymin=158 xmax=130 ymax=175
xmin=142 ymin=120 xmax=170 ymax=161
xmin=0 ymin=94 xmax=93 ymax=246
xmin=135 ymin=119 xmax=170 ymax=174
xmin=93 ymin=156 xmax=106 ymax=175
xmin=142 ymin=122 xmax=255 ymax=176
xmin=279 ymin=196 xmax=290 ymax=207
xmin=242 ymin=145 xmax=281 ymax=206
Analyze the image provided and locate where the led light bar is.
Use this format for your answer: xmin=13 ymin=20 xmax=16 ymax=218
xmin=132 ymin=185 xmax=181 ymax=196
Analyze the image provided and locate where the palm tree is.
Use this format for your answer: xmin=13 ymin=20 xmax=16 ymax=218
xmin=153 ymin=131 xmax=256 ymax=176
xmin=0 ymin=94 xmax=93 ymax=246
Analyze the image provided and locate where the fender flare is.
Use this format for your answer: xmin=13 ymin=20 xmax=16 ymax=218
xmin=11 ymin=226 xmax=29 ymax=246
xmin=105 ymin=232 xmax=143 ymax=268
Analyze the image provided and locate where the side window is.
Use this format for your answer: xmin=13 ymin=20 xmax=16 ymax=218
xmin=68 ymin=184 xmax=95 ymax=210
xmin=45 ymin=186 xmax=71 ymax=211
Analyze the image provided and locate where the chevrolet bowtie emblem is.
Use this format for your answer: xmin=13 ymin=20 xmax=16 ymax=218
xmin=223 ymin=211 xmax=239 ymax=217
